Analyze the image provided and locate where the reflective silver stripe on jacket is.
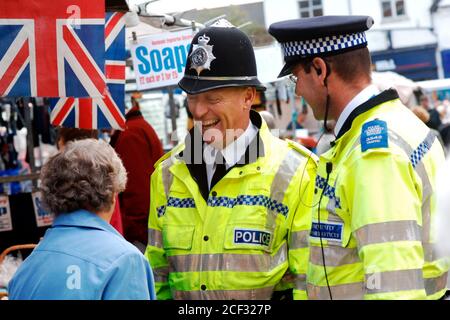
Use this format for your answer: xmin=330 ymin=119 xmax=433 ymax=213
xmin=156 ymin=157 xmax=175 ymax=218
xmin=309 ymin=245 xmax=359 ymax=267
xmin=161 ymin=156 xmax=174 ymax=199
xmin=168 ymin=243 xmax=287 ymax=273
xmin=424 ymin=272 xmax=448 ymax=296
xmin=328 ymin=211 xmax=344 ymax=223
xmin=365 ymin=268 xmax=424 ymax=295
xmin=309 ymin=269 xmax=429 ymax=297
xmin=173 ymin=286 xmax=275 ymax=300
xmin=354 ymin=220 xmax=422 ymax=248
xmin=270 ymin=149 xmax=305 ymax=206
xmin=153 ymin=266 xmax=169 ymax=283
xmin=148 ymin=228 xmax=163 ymax=248
xmin=294 ymin=273 xmax=307 ymax=291
xmin=307 ymin=282 xmax=364 ymax=300
xmin=289 ymin=230 xmax=310 ymax=249
xmin=351 ymin=129 xmax=437 ymax=260
xmin=388 ymin=130 xmax=436 ymax=257
xmin=268 ymin=148 xmax=305 ymax=227
xmin=264 ymin=148 xmax=305 ymax=253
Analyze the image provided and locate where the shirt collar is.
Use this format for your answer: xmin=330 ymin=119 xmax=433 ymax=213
xmin=179 ymin=110 xmax=265 ymax=202
xmin=203 ymin=120 xmax=258 ymax=168
xmin=334 ymin=84 xmax=380 ymax=136
xmin=52 ymin=209 xmax=121 ymax=237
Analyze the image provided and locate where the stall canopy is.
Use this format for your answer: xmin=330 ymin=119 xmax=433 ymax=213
xmin=416 ymin=78 xmax=450 ymax=93
xmin=371 ymin=71 xmax=419 ymax=108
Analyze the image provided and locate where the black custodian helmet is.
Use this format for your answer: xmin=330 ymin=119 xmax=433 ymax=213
xmin=178 ymin=19 xmax=266 ymax=94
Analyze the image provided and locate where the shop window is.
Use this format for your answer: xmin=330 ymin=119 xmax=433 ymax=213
xmin=299 ymin=0 xmax=323 ymax=18
xmin=381 ymin=0 xmax=406 ymax=19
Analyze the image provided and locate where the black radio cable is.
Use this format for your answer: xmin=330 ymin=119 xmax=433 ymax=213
xmin=317 ymin=161 xmax=333 ymax=300
xmin=289 ymin=59 xmax=335 ymax=299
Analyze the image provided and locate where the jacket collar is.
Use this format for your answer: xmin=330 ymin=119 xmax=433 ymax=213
xmin=334 ymin=85 xmax=380 ymax=136
xmin=176 ymin=110 xmax=266 ymax=201
xmin=52 ymin=209 xmax=121 ymax=237
xmin=204 ymin=120 xmax=258 ymax=170
xmin=335 ymin=89 xmax=399 ymax=140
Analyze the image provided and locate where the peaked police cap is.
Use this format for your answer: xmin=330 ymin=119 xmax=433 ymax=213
xmin=178 ymin=20 xmax=266 ymax=94
xmin=269 ymin=15 xmax=374 ymax=77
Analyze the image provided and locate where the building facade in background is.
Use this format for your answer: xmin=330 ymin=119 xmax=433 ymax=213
xmin=432 ymin=0 xmax=450 ymax=78
xmin=124 ymin=0 xmax=450 ymax=147
xmin=264 ymin=0 xmax=450 ymax=81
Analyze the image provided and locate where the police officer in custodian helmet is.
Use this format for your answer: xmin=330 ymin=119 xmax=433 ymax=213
xmin=145 ymin=19 xmax=318 ymax=300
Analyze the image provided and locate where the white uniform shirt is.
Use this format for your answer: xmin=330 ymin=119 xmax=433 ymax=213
xmin=334 ymin=84 xmax=381 ymax=137
xmin=203 ymin=121 xmax=258 ymax=189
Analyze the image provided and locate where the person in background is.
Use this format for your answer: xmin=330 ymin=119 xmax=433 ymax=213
xmin=8 ymin=139 xmax=155 ymax=300
xmin=270 ymin=15 xmax=447 ymax=299
xmin=110 ymin=97 xmax=164 ymax=253
xmin=420 ymin=95 xmax=442 ymax=131
xmin=57 ymin=127 xmax=123 ymax=235
xmin=56 ymin=127 xmax=98 ymax=150
xmin=438 ymin=99 xmax=450 ymax=125
xmin=412 ymin=106 xmax=442 ymax=142
xmin=413 ymin=106 xmax=448 ymax=152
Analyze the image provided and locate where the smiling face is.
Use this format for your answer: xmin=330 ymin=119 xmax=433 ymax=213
xmin=187 ymin=87 xmax=255 ymax=149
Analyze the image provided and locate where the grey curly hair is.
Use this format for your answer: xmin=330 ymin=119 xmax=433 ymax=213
xmin=40 ymin=139 xmax=127 ymax=215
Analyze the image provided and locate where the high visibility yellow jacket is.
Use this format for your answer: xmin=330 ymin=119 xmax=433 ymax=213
xmin=308 ymin=89 xmax=448 ymax=300
xmin=146 ymin=111 xmax=317 ymax=300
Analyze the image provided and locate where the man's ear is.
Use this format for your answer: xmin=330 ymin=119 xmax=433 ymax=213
xmin=243 ymin=87 xmax=257 ymax=110
xmin=312 ymin=57 xmax=328 ymax=85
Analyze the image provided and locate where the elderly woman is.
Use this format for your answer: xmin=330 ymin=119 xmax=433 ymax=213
xmin=56 ymin=127 xmax=123 ymax=235
xmin=8 ymin=139 xmax=156 ymax=300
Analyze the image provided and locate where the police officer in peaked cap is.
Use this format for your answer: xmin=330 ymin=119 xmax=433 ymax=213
xmin=269 ymin=15 xmax=448 ymax=300
xmin=145 ymin=19 xmax=318 ymax=300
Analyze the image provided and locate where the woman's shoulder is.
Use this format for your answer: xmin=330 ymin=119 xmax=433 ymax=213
xmin=85 ymin=228 xmax=144 ymax=265
xmin=39 ymin=225 xmax=143 ymax=269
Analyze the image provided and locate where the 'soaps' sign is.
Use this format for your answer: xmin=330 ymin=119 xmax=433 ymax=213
xmin=131 ymin=29 xmax=194 ymax=90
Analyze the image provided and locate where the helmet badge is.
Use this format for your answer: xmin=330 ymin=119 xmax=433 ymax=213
xmin=189 ymin=35 xmax=216 ymax=75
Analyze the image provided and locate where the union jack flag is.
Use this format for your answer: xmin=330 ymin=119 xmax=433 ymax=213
xmin=0 ymin=0 xmax=106 ymax=98
xmin=49 ymin=12 xmax=126 ymax=129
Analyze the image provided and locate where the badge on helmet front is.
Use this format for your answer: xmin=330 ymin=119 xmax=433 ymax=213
xmin=189 ymin=35 xmax=216 ymax=75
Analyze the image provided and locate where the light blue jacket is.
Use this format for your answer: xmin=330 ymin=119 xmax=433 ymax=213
xmin=8 ymin=210 xmax=156 ymax=300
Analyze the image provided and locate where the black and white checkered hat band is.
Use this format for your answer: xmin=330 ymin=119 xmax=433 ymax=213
xmin=282 ymin=32 xmax=367 ymax=57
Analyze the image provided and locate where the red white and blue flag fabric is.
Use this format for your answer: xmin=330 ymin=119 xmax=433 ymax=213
xmin=49 ymin=12 xmax=126 ymax=130
xmin=0 ymin=0 xmax=106 ymax=98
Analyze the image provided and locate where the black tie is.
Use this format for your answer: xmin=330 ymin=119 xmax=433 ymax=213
xmin=211 ymin=151 xmax=227 ymax=190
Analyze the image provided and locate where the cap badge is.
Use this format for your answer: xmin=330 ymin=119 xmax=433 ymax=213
xmin=189 ymin=35 xmax=216 ymax=75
